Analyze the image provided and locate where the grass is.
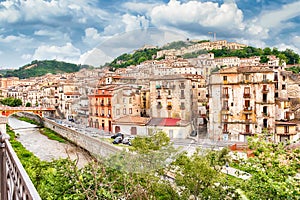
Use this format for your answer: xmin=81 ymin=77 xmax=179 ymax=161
xmin=40 ymin=128 xmax=66 ymax=143
xmin=12 ymin=115 xmax=42 ymax=126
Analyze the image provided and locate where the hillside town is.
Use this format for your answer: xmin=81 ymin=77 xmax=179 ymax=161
xmin=1 ymin=40 xmax=300 ymax=143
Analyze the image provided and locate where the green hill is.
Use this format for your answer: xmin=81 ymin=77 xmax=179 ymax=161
xmin=4 ymin=60 xmax=87 ymax=79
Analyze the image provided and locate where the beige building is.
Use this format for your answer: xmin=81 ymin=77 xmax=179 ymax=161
xmin=208 ymin=66 xmax=276 ymax=142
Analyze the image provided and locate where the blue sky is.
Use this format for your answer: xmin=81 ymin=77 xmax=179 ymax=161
xmin=1 ymin=0 xmax=300 ymax=68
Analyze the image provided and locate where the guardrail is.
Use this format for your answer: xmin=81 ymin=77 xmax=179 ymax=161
xmin=0 ymin=132 xmax=41 ymax=200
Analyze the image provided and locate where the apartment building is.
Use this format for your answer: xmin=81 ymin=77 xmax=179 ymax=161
xmin=89 ymin=84 xmax=142 ymax=133
xmin=208 ymin=66 xmax=276 ymax=142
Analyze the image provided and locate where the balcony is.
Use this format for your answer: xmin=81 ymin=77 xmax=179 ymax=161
xmin=239 ymin=131 xmax=254 ymax=135
xmin=167 ymin=95 xmax=172 ymax=99
xmin=243 ymin=93 xmax=251 ymax=98
xmin=180 ymin=105 xmax=185 ymax=110
xmin=262 ymin=88 xmax=269 ymax=93
xmin=167 ymin=105 xmax=172 ymax=110
xmin=223 ymin=80 xmax=228 ymax=84
xmin=179 ymin=84 xmax=185 ymax=89
xmin=222 ymin=106 xmax=229 ymax=111
xmin=156 ymin=85 xmax=161 ymax=89
xmin=222 ymin=94 xmax=229 ymax=98
xmin=262 ymin=112 xmax=270 ymax=117
xmin=156 ymin=95 xmax=162 ymax=99
xmin=106 ymin=103 xmax=111 ymax=107
xmin=180 ymin=95 xmax=185 ymax=99
xmin=243 ymin=107 xmax=253 ymax=114
xmin=245 ymin=119 xmax=252 ymax=123
xmin=0 ymin=132 xmax=41 ymax=200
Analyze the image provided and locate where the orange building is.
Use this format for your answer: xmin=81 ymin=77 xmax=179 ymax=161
xmin=88 ymin=85 xmax=114 ymax=132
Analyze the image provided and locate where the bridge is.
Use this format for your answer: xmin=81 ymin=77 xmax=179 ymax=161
xmin=0 ymin=116 xmax=41 ymax=200
xmin=0 ymin=106 xmax=55 ymax=117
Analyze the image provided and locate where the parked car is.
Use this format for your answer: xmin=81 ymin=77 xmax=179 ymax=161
xmin=122 ymin=136 xmax=135 ymax=145
xmin=111 ymin=132 xmax=124 ymax=139
xmin=112 ymin=136 xmax=123 ymax=144
xmin=190 ymin=130 xmax=197 ymax=137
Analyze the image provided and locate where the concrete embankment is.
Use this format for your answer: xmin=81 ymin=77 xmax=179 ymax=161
xmin=43 ymin=118 xmax=122 ymax=159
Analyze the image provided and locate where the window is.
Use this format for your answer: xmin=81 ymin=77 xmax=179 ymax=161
xmin=282 ymin=76 xmax=286 ymax=81
xmin=263 ymin=94 xmax=267 ymax=102
xmin=263 ymin=119 xmax=268 ymax=128
xmin=180 ymin=90 xmax=185 ymax=98
xmin=198 ymin=92 xmax=201 ymax=96
xmin=129 ymin=108 xmax=132 ymax=114
xmin=246 ymin=125 xmax=250 ymax=133
xmin=284 ymin=126 xmax=289 ymax=133
xmin=129 ymin=98 xmax=132 ymax=104
xmin=123 ymin=98 xmax=126 ymax=103
xmin=245 ymin=100 xmax=250 ymax=108
xmin=244 ymin=87 xmax=250 ymax=94
xmin=282 ymin=84 xmax=286 ymax=90
xmin=244 ymin=74 xmax=250 ymax=81
xmin=223 ymin=87 xmax=228 ymax=98
xmin=223 ymin=124 xmax=228 ymax=132
xmin=263 ymin=106 xmax=268 ymax=116
xmin=223 ymin=76 xmax=227 ymax=81
xmin=223 ymin=100 xmax=229 ymax=110
xmin=123 ymin=108 xmax=126 ymax=115
xmin=102 ymin=90 xmax=104 ymax=94
xmin=263 ymin=74 xmax=267 ymax=81
xmin=168 ymin=90 xmax=171 ymax=95
xmin=116 ymin=109 xmax=120 ymax=115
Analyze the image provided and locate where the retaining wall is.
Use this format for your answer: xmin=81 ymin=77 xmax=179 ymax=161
xmin=43 ymin=118 xmax=122 ymax=158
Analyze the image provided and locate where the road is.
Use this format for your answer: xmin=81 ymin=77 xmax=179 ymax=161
xmin=8 ymin=116 xmax=93 ymax=168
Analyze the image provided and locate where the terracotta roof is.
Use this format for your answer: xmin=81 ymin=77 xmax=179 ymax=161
xmin=237 ymin=66 xmax=273 ymax=73
xmin=113 ymin=116 xmax=151 ymax=125
xmin=147 ymin=118 xmax=182 ymax=126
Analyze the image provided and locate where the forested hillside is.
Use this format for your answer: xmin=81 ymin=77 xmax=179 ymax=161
xmin=4 ymin=60 xmax=88 ymax=79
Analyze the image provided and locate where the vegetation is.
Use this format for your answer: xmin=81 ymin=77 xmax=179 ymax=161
xmin=231 ymin=137 xmax=300 ymax=199
xmin=39 ymin=128 xmax=66 ymax=143
xmin=0 ymin=97 xmax=22 ymax=107
xmin=13 ymin=115 xmax=42 ymax=126
xmin=286 ymin=66 xmax=300 ymax=74
xmin=3 ymin=60 xmax=89 ymax=79
xmin=7 ymin=124 xmax=300 ymax=199
xmin=210 ymin=47 xmax=300 ymax=65
xmin=162 ymin=40 xmax=210 ymax=50
xmin=106 ymin=48 xmax=159 ymax=70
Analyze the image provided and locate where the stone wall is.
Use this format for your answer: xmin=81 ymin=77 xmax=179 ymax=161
xmin=43 ymin=118 xmax=121 ymax=158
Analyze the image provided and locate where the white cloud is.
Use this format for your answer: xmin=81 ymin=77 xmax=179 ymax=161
xmin=79 ymin=48 xmax=113 ymax=67
xmin=33 ymin=43 xmax=81 ymax=63
xmin=0 ymin=0 xmax=110 ymax=25
xmin=150 ymin=0 xmax=244 ymax=31
xmin=258 ymin=1 xmax=300 ymax=29
xmin=34 ymin=29 xmax=71 ymax=41
xmin=122 ymin=2 xmax=159 ymax=13
xmin=82 ymin=28 xmax=103 ymax=46
xmin=122 ymin=14 xmax=149 ymax=32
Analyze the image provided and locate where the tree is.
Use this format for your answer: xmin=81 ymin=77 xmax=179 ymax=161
xmin=233 ymin=137 xmax=300 ymax=199
xmin=25 ymin=102 xmax=31 ymax=107
xmin=0 ymin=97 xmax=22 ymax=107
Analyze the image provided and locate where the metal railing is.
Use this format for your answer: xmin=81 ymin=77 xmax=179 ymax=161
xmin=0 ymin=133 xmax=41 ymax=200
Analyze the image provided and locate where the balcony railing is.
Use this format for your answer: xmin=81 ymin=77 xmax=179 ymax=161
xmin=222 ymin=94 xmax=229 ymax=98
xmin=167 ymin=105 xmax=172 ymax=110
xmin=262 ymin=88 xmax=269 ymax=93
xmin=243 ymin=93 xmax=251 ymax=98
xmin=0 ymin=133 xmax=41 ymax=200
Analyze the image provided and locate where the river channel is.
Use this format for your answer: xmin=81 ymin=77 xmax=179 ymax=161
xmin=8 ymin=116 xmax=93 ymax=168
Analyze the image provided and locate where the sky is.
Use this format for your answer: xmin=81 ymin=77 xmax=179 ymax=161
xmin=1 ymin=0 xmax=300 ymax=69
